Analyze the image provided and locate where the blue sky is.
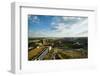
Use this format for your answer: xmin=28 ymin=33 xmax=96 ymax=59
xmin=28 ymin=15 xmax=88 ymax=38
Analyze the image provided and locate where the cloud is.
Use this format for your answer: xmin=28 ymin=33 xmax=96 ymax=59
xmin=68 ymin=19 xmax=88 ymax=37
xmin=51 ymin=23 xmax=70 ymax=32
xmin=62 ymin=16 xmax=82 ymax=21
xmin=28 ymin=16 xmax=88 ymax=37
xmin=50 ymin=16 xmax=88 ymax=37
xmin=28 ymin=29 xmax=52 ymax=38
xmin=28 ymin=15 xmax=40 ymax=24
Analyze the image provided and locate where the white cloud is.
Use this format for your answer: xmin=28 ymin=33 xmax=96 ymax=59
xmin=69 ymin=19 xmax=88 ymax=37
xmin=50 ymin=17 xmax=88 ymax=37
xmin=29 ymin=29 xmax=53 ymax=38
xmin=29 ymin=16 xmax=88 ymax=37
xmin=30 ymin=16 xmax=40 ymax=23
xmin=51 ymin=22 xmax=56 ymax=25
xmin=62 ymin=16 xmax=82 ymax=21
xmin=63 ymin=16 xmax=76 ymax=20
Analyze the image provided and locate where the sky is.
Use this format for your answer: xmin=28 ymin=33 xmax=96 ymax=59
xmin=28 ymin=15 xmax=88 ymax=38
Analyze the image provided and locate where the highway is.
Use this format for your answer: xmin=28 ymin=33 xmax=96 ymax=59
xmin=36 ymin=47 xmax=49 ymax=60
